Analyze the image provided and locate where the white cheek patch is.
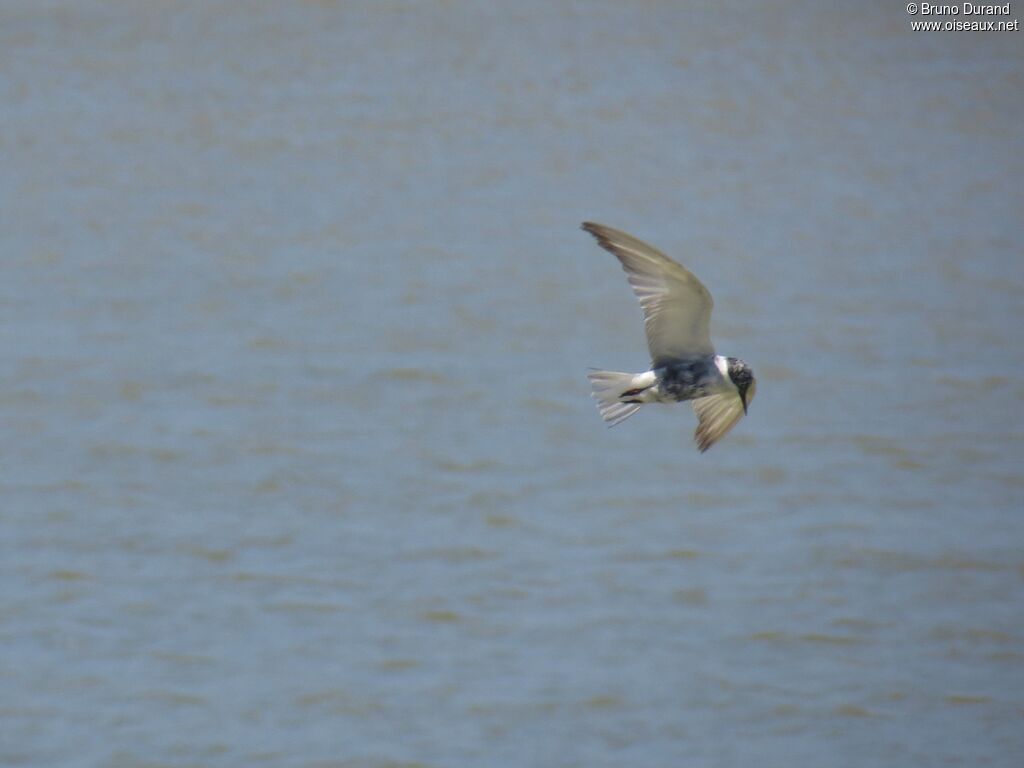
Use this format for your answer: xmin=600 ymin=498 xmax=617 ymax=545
xmin=714 ymin=355 xmax=731 ymax=384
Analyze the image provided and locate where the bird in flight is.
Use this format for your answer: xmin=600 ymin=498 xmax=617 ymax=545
xmin=582 ymin=222 xmax=756 ymax=452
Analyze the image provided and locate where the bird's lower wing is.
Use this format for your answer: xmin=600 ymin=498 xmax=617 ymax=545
xmin=691 ymin=393 xmax=745 ymax=453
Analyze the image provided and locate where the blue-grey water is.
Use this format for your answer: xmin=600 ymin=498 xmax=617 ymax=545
xmin=3 ymin=2 xmax=1023 ymax=766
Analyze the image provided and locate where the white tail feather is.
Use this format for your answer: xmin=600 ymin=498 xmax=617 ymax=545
xmin=587 ymin=370 xmax=643 ymax=426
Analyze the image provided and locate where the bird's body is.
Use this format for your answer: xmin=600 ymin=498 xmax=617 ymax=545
xmin=650 ymin=357 xmax=726 ymax=402
xmin=582 ymin=222 xmax=756 ymax=452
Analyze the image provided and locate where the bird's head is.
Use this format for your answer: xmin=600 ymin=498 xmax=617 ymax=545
xmin=726 ymin=357 xmax=756 ymax=414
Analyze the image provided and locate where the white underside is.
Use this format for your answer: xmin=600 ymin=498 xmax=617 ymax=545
xmin=586 ymin=369 xmax=658 ymax=426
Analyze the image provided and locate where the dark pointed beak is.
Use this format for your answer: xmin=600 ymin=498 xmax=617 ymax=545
xmin=740 ymin=390 xmax=748 ymax=415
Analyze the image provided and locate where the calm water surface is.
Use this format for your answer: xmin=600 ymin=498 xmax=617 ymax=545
xmin=3 ymin=2 xmax=1023 ymax=767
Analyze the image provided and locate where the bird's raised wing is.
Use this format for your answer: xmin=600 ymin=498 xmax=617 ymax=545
xmin=691 ymin=392 xmax=745 ymax=453
xmin=582 ymin=222 xmax=714 ymax=366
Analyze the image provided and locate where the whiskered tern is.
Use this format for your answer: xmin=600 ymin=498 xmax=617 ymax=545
xmin=583 ymin=222 xmax=756 ymax=452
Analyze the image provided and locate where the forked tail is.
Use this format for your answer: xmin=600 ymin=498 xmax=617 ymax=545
xmin=587 ymin=369 xmax=644 ymax=427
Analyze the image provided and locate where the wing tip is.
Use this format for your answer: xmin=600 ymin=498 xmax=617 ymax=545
xmin=694 ymin=432 xmax=714 ymax=453
xmin=581 ymin=221 xmax=631 ymax=258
